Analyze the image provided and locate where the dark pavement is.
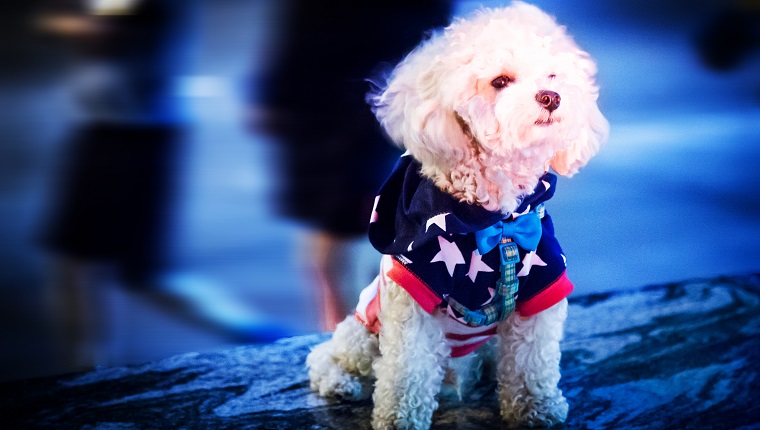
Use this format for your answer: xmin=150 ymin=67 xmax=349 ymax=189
xmin=3 ymin=273 xmax=759 ymax=429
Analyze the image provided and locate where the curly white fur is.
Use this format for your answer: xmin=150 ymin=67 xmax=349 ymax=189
xmin=307 ymin=3 xmax=607 ymax=429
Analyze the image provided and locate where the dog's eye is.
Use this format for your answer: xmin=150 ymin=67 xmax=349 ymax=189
xmin=491 ymin=75 xmax=512 ymax=89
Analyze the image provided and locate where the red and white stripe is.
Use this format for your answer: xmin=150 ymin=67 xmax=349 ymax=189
xmin=355 ymin=255 xmax=498 ymax=357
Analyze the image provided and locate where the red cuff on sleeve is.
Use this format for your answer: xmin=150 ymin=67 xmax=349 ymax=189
xmin=516 ymin=271 xmax=573 ymax=317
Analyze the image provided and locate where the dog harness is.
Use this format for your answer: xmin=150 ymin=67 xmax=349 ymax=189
xmin=355 ymin=154 xmax=573 ymax=357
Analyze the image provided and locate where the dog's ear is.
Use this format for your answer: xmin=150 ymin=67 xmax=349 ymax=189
xmin=369 ymin=38 xmax=471 ymax=167
xmin=550 ymin=105 xmax=608 ymax=176
xmin=550 ymin=52 xmax=610 ymax=177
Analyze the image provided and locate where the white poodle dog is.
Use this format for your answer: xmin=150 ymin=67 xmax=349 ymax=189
xmin=306 ymin=3 xmax=608 ymax=429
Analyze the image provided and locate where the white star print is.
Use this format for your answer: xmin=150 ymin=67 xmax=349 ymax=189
xmin=512 ymin=205 xmax=531 ymax=218
xmin=467 ymin=251 xmax=494 ymax=283
xmin=370 ymin=195 xmax=380 ymax=223
xmin=542 ymin=179 xmax=551 ymax=190
xmin=431 ymin=236 xmax=465 ymax=276
xmin=516 ymin=251 xmax=547 ymax=277
xmin=425 ymin=213 xmax=449 ymax=233
xmin=407 ymin=241 xmax=414 ymax=252
xmin=481 ymin=287 xmax=496 ymax=306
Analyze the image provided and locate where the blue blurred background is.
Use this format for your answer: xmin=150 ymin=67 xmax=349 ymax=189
xmin=1 ymin=0 xmax=758 ymax=381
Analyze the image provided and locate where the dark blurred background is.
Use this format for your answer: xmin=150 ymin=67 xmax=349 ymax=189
xmin=0 ymin=0 xmax=758 ymax=382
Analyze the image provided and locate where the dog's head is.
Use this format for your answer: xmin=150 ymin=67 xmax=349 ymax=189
xmin=371 ymin=2 xmax=609 ymax=213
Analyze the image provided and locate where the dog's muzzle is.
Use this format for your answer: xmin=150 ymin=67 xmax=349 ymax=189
xmin=536 ymin=90 xmax=561 ymax=112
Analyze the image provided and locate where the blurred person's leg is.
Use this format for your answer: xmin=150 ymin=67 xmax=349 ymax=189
xmin=307 ymin=231 xmax=354 ymax=331
xmin=45 ymin=257 xmax=112 ymax=371
xmin=304 ymin=231 xmax=380 ymax=331
xmin=41 ymin=123 xmax=176 ymax=369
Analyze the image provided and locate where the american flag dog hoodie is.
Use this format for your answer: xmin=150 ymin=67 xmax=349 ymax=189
xmin=355 ymin=154 xmax=573 ymax=357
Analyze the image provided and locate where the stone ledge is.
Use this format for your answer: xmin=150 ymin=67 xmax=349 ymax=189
xmin=2 ymin=273 xmax=759 ymax=429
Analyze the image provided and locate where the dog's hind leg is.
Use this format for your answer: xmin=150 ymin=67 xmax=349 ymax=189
xmin=496 ymin=299 xmax=569 ymax=427
xmin=371 ymin=280 xmax=449 ymax=430
xmin=307 ymin=315 xmax=379 ymax=400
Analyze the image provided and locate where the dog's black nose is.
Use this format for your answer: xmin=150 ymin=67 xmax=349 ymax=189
xmin=536 ymin=90 xmax=561 ymax=112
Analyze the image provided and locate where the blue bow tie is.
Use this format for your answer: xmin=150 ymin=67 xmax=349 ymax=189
xmin=475 ymin=212 xmax=542 ymax=254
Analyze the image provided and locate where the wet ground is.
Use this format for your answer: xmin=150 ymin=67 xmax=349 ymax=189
xmin=4 ymin=273 xmax=759 ymax=429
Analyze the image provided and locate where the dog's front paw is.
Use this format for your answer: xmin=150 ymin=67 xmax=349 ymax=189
xmin=371 ymin=403 xmax=438 ymax=430
xmin=311 ymin=368 xmax=371 ymax=401
xmin=500 ymin=390 xmax=568 ymax=428
xmin=307 ymin=340 xmax=372 ymax=401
